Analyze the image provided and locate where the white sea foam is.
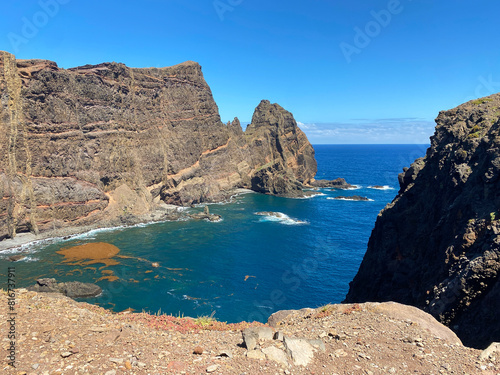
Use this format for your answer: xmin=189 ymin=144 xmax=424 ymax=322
xmin=255 ymin=212 xmax=308 ymax=225
xmin=206 ymin=217 xmax=223 ymax=223
xmin=367 ymin=185 xmax=394 ymax=190
xmin=327 ymin=197 xmax=374 ymax=202
xmin=293 ymin=192 xmax=327 ymax=199
xmin=71 ymin=225 xmax=128 ymax=240
xmin=0 ymin=236 xmax=66 ymax=254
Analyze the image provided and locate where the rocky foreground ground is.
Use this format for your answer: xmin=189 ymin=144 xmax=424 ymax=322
xmin=1 ymin=290 xmax=499 ymax=375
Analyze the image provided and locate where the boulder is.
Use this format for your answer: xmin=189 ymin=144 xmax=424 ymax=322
xmin=284 ymin=336 xmax=315 ymax=366
xmin=242 ymin=327 xmax=273 ymax=349
xmin=27 ymin=278 xmax=102 ymax=298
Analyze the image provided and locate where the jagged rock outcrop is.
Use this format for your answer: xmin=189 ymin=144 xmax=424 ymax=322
xmin=244 ymin=100 xmax=317 ymax=196
xmin=0 ymin=51 xmax=318 ymax=240
xmin=345 ymin=94 xmax=500 ymax=348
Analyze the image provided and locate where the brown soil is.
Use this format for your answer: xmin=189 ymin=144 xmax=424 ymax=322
xmin=1 ymin=290 xmax=499 ymax=375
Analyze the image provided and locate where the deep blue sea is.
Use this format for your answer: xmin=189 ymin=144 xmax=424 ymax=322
xmin=0 ymin=144 xmax=428 ymax=323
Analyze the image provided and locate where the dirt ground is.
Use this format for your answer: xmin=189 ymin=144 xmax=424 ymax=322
xmin=1 ymin=289 xmax=499 ymax=375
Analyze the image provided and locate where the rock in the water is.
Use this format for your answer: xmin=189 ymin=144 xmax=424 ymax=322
xmin=188 ymin=210 xmax=222 ymax=222
xmin=345 ymin=93 xmax=500 ymax=349
xmin=27 ymin=278 xmax=102 ymax=298
xmin=310 ymin=178 xmax=354 ymax=189
xmin=8 ymin=254 xmax=26 ymax=262
xmin=61 ymin=282 xmax=102 ymax=298
xmin=332 ymin=195 xmax=370 ymax=201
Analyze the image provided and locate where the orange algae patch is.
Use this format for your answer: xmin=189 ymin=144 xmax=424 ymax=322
xmin=244 ymin=275 xmax=256 ymax=281
xmin=96 ymin=275 xmax=119 ymax=282
xmin=57 ymin=242 xmax=120 ymax=267
xmin=101 ymin=270 xmax=114 ymax=275
xmin=145 ymin=270 xmax=153 ymax=274
xmin=66 ymin=268 xmax=83 ymax=276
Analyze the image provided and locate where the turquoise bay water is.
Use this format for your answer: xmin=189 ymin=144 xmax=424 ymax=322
xmin=0 ymin=144 xmax=428 ymax=323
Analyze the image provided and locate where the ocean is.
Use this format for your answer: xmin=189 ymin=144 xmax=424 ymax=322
xmin=0 ymin=144 xmax=429 ymax=323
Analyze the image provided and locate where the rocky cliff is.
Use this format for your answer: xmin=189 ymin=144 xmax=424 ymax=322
xmin=345 ymin=94 xmax=500 ymax=348
xmin=0 ymin=51 xmax=317 ymax=240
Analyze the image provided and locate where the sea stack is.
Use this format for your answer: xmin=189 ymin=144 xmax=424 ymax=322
xmin=345 ymin=94 xmax=500 ymax=348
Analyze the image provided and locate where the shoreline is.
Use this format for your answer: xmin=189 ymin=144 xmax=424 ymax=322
xmin=0 ymin=204 xmax=187 ymax=253
xmin=0 ymin=188 xmax=256 ymax=253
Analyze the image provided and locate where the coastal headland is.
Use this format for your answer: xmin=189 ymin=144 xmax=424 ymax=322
xmin=1 ymin=50 xmax=351 ymax=245
xmin=1 ymin=52 xmax=500 ymax=373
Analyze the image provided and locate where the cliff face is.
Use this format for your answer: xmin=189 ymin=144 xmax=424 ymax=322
xmin=345 ymin=94 xmax=500 ymax=348
xmin=0 ymin=51 xmax=316 ymax=240
xmin=245 ymin=100 xmax=317 ymax=195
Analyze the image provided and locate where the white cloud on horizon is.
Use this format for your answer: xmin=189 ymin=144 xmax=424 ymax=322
xmin=297 ymin=119 xmax=436 ymax=144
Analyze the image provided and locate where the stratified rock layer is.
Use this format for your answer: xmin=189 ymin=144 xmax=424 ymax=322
xmin=0 ymin=51 xmax=317 ymax=240
xmin=345 ymin=94 xmax=500 ymax=348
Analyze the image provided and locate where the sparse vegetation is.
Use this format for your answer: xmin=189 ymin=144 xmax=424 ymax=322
xmin=472 ymin=98 xmax=493 ymax=105
xmin=124 ymin=309 xmax=264 ymax=333
xmin=314 ymin=304 xmax=335 ymax=318
xmin=343 ymin=304 xmax=362 ymax=315
xmin=194 ymin=311 xmax=217 ymax=327
xmin=468 ymin=131 xmax=481 ymax=139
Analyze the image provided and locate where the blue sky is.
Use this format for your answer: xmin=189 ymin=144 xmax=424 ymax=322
xmin=1 ymin=0 xmax=499 ymax=144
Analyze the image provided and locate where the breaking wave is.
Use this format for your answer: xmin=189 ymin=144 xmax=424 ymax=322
xmin=255 ymin=212 xmax=308 ymax=225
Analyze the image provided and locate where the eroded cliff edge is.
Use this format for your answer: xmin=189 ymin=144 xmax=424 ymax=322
xmin=0 ymin=51 xmax=317 ymax=240
xmin=345 ymin=94 xmax=500 ymax=348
